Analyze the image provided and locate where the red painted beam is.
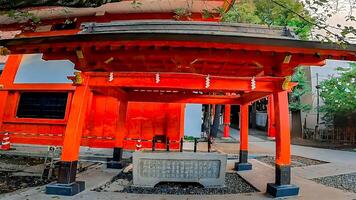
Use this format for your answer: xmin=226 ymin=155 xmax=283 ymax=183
xmin=241 ymin=92 xmax=270 ymax=104
xmin=88 ymin=72 xmax=285 ymax=92
xmin=2 ymin=84 xmax=75 ymax=91
xmin=128 ymin=92 xmax=242 ymax=105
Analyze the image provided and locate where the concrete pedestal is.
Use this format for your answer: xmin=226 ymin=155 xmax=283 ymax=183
xmin=235 ymin=162 xmax=252 ymax=171
xmin=106 ymin=159 xmax=124 ymax=169
xmin=266 ymin=183 xmax=299 ymax=197
xmin=46 ymin=181 xmax=85 ymax=196
xmin=107 ymin=148 xmax=124 ymax=169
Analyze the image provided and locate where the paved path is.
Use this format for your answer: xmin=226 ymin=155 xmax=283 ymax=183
xmin=3 ymin=130 xmax=356 ymax=200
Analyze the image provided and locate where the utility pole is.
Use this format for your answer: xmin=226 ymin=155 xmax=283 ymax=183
xmin=315 ymin=73 xmax=320 ymax=138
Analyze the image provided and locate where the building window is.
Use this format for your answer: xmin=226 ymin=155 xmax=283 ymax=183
xmin=0 ymin=63 xmax=4 ymax=77
xmin=17 ymin=92 xmax=68 ymax=119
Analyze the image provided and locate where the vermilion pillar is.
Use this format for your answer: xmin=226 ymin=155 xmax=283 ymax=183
xmin=235 ymin=103 xmax=252 ymax=171
xmin=46 ymin=73 xmax=91 ymax=196
xmin=223 ymin=105 xmax=231 ymax=138
xmin=108 ymin=97 xmax=128 ymax=169
xmin=267 ymin=95 xmax=276 ymax=138
xmin=266 ymin=91 xmax=299 ymax=197
xmin=0 ymin=55 xmax=22 ymax=131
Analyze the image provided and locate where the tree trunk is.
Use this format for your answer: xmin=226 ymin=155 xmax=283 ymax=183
xmin=211 ymin=105 xmax=222 ymax=138
xmin=291 ymin=110 xmax=302 ymax=138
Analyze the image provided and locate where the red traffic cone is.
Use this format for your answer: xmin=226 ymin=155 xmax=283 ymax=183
xmin=136 ymin=139 xmax=142 ymax=151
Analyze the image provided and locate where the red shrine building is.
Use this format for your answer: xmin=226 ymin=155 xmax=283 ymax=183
xmin=0 ymin=0 xmax=355 ymax=197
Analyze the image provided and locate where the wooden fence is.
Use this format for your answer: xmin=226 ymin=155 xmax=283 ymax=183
xmin=303 ymin=127 xmax=356 ymax=144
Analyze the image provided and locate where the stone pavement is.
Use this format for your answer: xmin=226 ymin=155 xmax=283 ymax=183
xmin=2 ymin=129 xmax=356 ymax=200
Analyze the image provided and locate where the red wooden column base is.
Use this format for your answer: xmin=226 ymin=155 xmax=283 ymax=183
xmin=108 ymin=97 xmax=128 ymax=169
xmin=223 ymin=105 xmax=231 ymax=138
xmin=235 ymin=104 xmax=252 ymax=171
xmin=46 ymin=73 xmax=91 ymax=196
xmin=266 ymin=91 xmax=299 ymax=198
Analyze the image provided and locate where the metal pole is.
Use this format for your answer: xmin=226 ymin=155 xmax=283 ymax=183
xmin=180 ymin=138 xmax=183 ymax=152
xmin=194 ymin=138 xmax=198 ymax=152
xmin=315 ymin=73 xmax=320 ymax=140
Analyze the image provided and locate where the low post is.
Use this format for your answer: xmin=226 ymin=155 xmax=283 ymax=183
xmin=208 ymin=137 xmax=212 ymax=152
xmin=180 ymin=138 xmax=183 ymax=152
xmin=194 ymin=138 xmax=198 ymax=152
xmin=166 ymin=137 xmax=170 ymax=152
xmin=152 ymin=138 xmax=156 ymax=151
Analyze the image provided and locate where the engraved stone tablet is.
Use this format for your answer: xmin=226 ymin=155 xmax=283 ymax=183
xmin=133 ymin=152 xmax=227 ymax=188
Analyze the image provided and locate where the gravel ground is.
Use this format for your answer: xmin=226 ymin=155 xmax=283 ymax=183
xmin=0 ymin=155 xmax=44 ymax=166
xmin=94 ymin=172 xmax=257 ymax=195
xmin=0 ymin=171 xmax=50 ymax=194
xmin=0 ymin=155 xmax=50 ymax=194
xmin=312 ymin=173 xmax=356 ymax=193
xmin=255 ymin=155 xmax=328 ymax=167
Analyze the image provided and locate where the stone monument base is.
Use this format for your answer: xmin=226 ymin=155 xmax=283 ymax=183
xmin=133 ymin=152 xmax=227 ymax=188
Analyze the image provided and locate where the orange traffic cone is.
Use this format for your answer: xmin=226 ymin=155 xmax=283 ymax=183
xmin=0 ymin=132 xmax=10 ymax=150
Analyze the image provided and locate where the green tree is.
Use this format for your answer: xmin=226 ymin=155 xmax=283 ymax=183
xmin=222 ymin=1 xmax=316 ymax=136
xmin=221 ymin=0 xmax=355 ymax=42
xmin=289 ymin=67 xmax=311 ymax=137
xmin=319 ymin=63 xmax=356 ymax=124
xmin=221 ymin=1 xmax=261 ymax=24
xmin=289 ymin=67 xmax=312 ymax=112
xmin=222 ymin=0 xmax=314 ymax=40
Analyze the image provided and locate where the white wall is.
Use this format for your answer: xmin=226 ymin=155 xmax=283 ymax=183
xmin=184 ymin=104 xmax=202 ymax=137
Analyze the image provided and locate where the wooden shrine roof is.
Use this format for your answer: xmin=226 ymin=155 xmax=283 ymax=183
xmin=0 ymin=21 xmax=355 ymax=77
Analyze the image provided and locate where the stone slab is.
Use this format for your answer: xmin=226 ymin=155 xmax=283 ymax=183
xmin=133 ymin=152 xmax=227 ymax=188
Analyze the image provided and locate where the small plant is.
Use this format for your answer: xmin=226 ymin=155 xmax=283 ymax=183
xmin=174 ymin=8 xmax=192 ymax=20
xmin=131 ymin=0 xmax=142 ymax=9
xmin=202 ymin=9 xmax=213 ymax=19
xmin=212 ymin=7 xmax=225 ymax=18
xmin=7 ymin=9 xmax=40 ymax=24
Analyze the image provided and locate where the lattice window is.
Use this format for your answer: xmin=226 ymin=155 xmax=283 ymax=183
xmin=17 ymin=92 xmax=68 ymax=119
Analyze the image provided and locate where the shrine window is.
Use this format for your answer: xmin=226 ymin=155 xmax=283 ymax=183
xmin=17 ymin=92 xmax=68 ymax=119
